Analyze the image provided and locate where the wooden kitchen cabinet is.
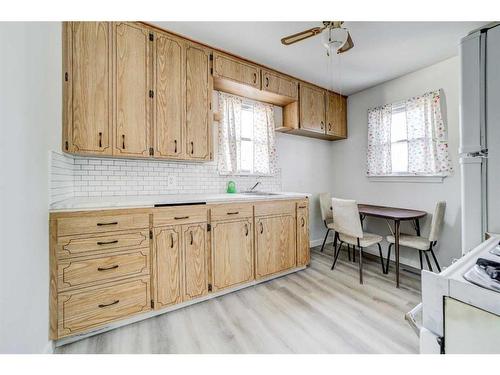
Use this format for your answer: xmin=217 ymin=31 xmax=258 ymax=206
xmin=113 ymin=22 xmax=152 ymax=158
xmin=261 ymin=69 xmax=298 ymax=101
xmin=255 ymin=214 xmax=296 ymax=279
xmin=62 ymin=22 xmax=112 ymax=156
xmin=300 ymin=83 xmax=326 ymax=133
xmin=182 ymin=223 xmax=209 ymax=301
xmin=213 ymin=52 xmax=260 ymax=89
xmin=326 ymin=91 xmax=347 ymax=138
xmin=185 ymin=43 xmax=212 ymax=160
xmin=211 ymin=218 xmax=254 ymax=291
xmin=296 ymin=202 xmax=310 ymax=267
xmin=154 ymin=226 xmax=182 ymax=308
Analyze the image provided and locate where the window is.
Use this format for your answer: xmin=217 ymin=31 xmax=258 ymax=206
xmin=217 ymin=92 xmax=277 ymax=176
xmin=366 ymin=90 xmax=452 ymax=178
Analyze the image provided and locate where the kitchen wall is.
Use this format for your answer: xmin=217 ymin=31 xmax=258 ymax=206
xmin=0 ymin=22 xmax=61 ymax=353
xmin=329 ymin=56 xmax=462 ymax=268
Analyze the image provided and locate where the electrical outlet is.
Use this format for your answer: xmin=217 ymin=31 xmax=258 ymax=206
xmin=167 ymin=175 xmax=177 ymax=189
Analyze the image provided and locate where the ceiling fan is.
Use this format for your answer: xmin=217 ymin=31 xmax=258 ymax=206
xmin=281 ymin=21 xmax=354 ymax=55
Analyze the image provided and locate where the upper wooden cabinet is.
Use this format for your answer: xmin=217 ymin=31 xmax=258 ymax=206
xmin=300 ymin=83 xmax=326 ymax=133
xmin=63 ymin=22 xmax=112 ymax=155
xmin=261 ymin=69 xmax=298 ymax=101
xmin=326 ymin=91 xmax=347 ymax=138
xmin=63 ymin=22 xmax=212 ymax=161
xmin=113 ymin=22 xmax=152 ymax=157
xmin=213 ymin=52 xmax=260 ymax=89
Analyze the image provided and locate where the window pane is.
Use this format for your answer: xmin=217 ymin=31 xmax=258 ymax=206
xmin=391 ymin=141 xmax=408 ymax=173
xmin=391 ymin=109 xmax=407 ymax=143
xmin=241 ymin=107 xmax=254 ymax=140
xmin=240 ymin=140 xmax=253 ymax=172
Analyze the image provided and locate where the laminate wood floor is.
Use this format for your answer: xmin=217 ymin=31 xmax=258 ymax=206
xmin=56 ymin=244 xmax=421 ymax=354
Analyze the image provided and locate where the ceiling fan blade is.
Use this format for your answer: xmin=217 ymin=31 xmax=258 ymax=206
xmin=337 ymin=31 xmax=354 ymax=54
xmin=281 ymin=27 xmax=324 ymax=45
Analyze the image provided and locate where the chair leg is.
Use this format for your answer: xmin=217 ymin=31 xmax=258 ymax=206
xmin=424 ymin=251 xmax=433 ymax=272
xmin=385 ymin=243 xmax=392 ymax=274
xmin=320 ymin=229 xmax=330 ymax=252
xmin=377 ymin=243 xmax=386 ymax=274
xmin=358 ymin=246 xmax=363 ymax=284
xmin=418 ymin=250 xmax=423 ymax=271
xmin=430 ymin=248 xmax=442 ymax=272
xmin=331 ymin=241 xmax=343 ymax=270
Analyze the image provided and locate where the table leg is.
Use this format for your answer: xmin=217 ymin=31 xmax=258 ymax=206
xmin=395 ymin=220 xmax=400 ymax=288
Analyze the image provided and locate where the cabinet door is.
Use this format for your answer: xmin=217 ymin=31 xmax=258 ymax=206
xmin=212 ymin=219 xmax=254 ymax=291
xmin=182 ymin=223 xmax=208 ymax=301
xmin=262 ymin=69 xmax=298 ymax=100
xmin=64 ymin=22 xmax=112 ymax=155
xmin=113 ymin=22 xmax=151 ymax=157
xmin=185 ymin=44 xmax=211 ymax=160
xmin=300 ymin=83 xmax=326 ymax=133
xmin=213 ymin=52 xmax=260 ymax=89
xmin=296 ymin=206 xmax=310 ymax=266
xmin=337 ymin=95 xmax=347 ymax=138
xmin=325 ymin=92 xmax=337 ymax=136
xmin=154 ymin=226 xmax=182 ymax=308
xmin=255 ymin=215 xmax=296 ymax=278
xmin=154 ymin=32 xmax=184 ymax=158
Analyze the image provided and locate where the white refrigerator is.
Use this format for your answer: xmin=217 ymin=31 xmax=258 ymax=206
xmin=460 ymin=23 xmax=500 ymax=254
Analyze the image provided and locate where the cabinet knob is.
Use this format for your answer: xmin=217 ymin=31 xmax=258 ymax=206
xmin=259 ymin=222 xmax=264 ymax=234
xmin=320 ymin=121 xmax=324 ymax=130
xmin=244 ymin=223 xmax=249 ymax=236
xmin=190 ymin=141 xmax=194 ymax=155
xmin=174 ymin=139 xmax=177 ymax=153
xmin=265 ymin=77 xmax=269 ymax=87
xmin=122 ymin=134 xmax=126 ymax=149
xmin=253 ymin=72 xmax=257 ymax=84
xmin=98 ymin=132 xmax=102 ymax=148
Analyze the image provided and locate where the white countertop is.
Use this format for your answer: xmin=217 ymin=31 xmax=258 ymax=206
xmin=50 ymin=192 xmax=311 ymax=212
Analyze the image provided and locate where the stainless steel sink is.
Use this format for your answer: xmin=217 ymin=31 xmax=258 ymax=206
xmin=240 ymin=191 xmax=280 ymax=196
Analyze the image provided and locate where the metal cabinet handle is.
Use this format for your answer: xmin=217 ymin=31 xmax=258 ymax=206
xmin=328 ymin=123 xmax=332 ymax=131
xmin=260 ymin=222 xmax=263 ymax=234
xmin=98 ymin=132 xmax=102 ymax=148
xmin=301 ymin=217 xmax=305 ymax=227
xmin=265 ymin=77 xmax=269 ymax=87
xmin=244 ymin=223 xmax=249 ymax=236
xmin=174 ymin=216 xmax=189 ymax=220
xmin=122 ymin=134 xmax=125 ymax=149
xmin=320 ymin=121 xmax=324 ymax=130
xmin=97 ymin=222 xmax=118 ymax=226
xmin=174 ymin=139 xmax=177 ymax=153
xmin=98 ymin=300 xmax=119 ymax=308
xmin=97 ymin=264 xmax=119 ymax=271
xmin=190 ymin=231 xmax=194 ymax=245
xmin=298 ymin=205 xmax=307 ymax=209
xmin=170 ymin=233 xmax=174 ymax=248
xmin=96 ymin=240 xmax=118 ymax=246
xmin=227 ymin=211 xmax=239 ymax=215
xmin=253 ymin=72 xmax=257 ymax=84
xmin=190 ymin=141 xmax=194 ymax=154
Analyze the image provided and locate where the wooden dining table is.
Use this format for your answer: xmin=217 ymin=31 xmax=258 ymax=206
xmin=357 ymin=204 xmax=427 ymax=288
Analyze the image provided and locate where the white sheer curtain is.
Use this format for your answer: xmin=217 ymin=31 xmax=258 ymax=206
xmin=217 ymin=92 xmax=277 ymax=175
xmin=366 ymin=90 xmax=452 ymax=176
xmin=366 ymin=104 xmax=392 ymax=175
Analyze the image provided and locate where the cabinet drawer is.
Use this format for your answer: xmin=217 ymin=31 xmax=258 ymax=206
xmin=57 ymin=213 xmax=149 ymax=236
xmin=56 ymin=230 xmax=150 ymax=258
xmin=58 ymin=249 xmax=150 ymax=291
xmin=254 ymin=200 xmax=296 ymax=217
xmin=58 ymin=276 xmax=151 ymax=338
xmin=210 ymin=203 xmax=253 ymax=221
xmin=153 ymin=205 xmax=208 ymax=226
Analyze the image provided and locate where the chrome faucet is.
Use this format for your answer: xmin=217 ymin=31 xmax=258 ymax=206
xmin=249 ymin=182 xmax=261 ymax=192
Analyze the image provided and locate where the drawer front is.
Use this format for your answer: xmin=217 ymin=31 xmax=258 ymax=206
xmin=58 ymin=249 xmax=150 ymax=290
xmin=58 ymin=276 xmax=151 ymax=338
xmin=57 ymin=230 xmax=149 ymax=258
xmin=254 ymin=200 xmax=296 ymax=217
xmin=57 ymin=213 xmax=149 ymax=236
xmin=153 ymin=205 xmax=208 ymax=226
xmin=210 ymin=203 xmax=253 ymax=221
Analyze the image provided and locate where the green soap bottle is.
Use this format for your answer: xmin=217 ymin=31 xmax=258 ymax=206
xmin=226 ymin=181 xmax=236 ymax=194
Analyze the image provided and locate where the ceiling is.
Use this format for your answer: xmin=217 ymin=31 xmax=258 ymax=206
xmin=153 ymin=21 xmax=487 ymax=95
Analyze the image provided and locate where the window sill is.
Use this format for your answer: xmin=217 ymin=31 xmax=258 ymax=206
xmin=367 ymin=175 xmax=446 ymax=183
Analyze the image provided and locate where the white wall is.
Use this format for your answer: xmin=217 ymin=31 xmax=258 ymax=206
xmin=330 ymin=57 xmax=462 ymax=268
xmin=0 ymin=23 xmax=61 ymax=353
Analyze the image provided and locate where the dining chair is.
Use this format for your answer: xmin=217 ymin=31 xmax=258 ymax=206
xmin=330 ymin=198 xmax=386 ymax=284
xmin=319 ymin=192 xmax=337 ymax=253
xmin=385 ymin=201 xmax=445 ymax=273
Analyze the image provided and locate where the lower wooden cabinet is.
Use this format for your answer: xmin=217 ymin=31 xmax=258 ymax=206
xmin=211 ymin=218 xmax=254 ymax=291
xmin=182 ymin=223 xmax=209 ymax=301
xmin=154 ymin=226 xmax=182 ymax=308
xmin=255 ymin=214 xmax=296 ymax=279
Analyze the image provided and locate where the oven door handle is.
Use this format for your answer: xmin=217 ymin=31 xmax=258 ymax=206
xmin=405 ymin=302 xmax=422 ymax=337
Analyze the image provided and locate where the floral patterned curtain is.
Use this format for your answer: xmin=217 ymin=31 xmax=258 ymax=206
xmin=253 ymin=101 xmax=277 ymax=175
xmin=217 ymin=92 xmax=242 ymax=175
xmin=406 ymin=90 xmax=452 ymax=175
xmin=366 ymin=104 xmax=393 ymax=175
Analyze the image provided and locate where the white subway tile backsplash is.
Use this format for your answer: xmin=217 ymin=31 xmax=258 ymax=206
xmin=49 ymin=151 xmax=282 ymax=205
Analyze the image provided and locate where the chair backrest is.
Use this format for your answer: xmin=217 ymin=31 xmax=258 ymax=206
xmin=429 ymin=201 xmax=446 ymax=242
xmin=319 ymin=192 xmax=333 ymax=222
xmin=331 ymin=198 xmax=363 ymax=238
